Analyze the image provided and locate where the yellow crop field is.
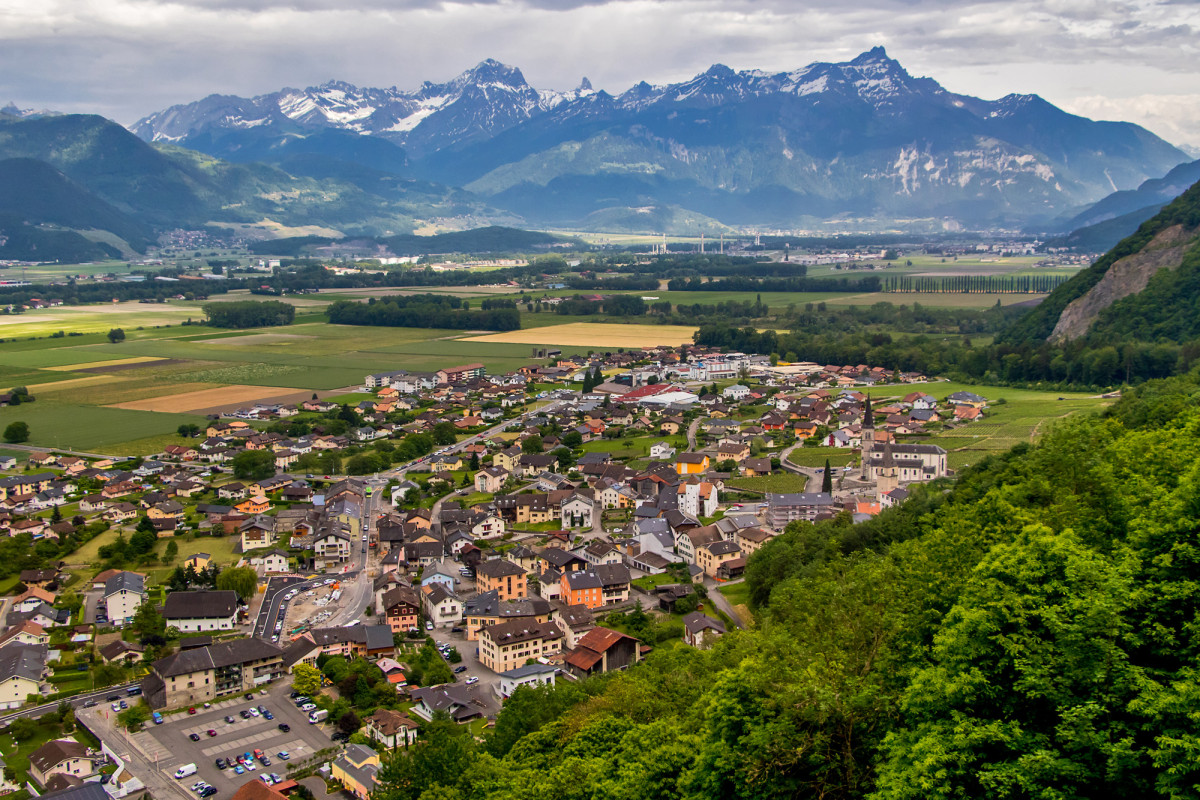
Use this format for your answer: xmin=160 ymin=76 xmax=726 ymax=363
xmin=463 ymin=323 xmax=698 ymax=348
xmin=44 ymin=356 xmax=166 ymax=372
xmin=110 ymin=384 xmax=307 ymax=413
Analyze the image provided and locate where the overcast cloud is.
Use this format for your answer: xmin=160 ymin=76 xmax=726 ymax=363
xmin=1 ymin=0 xmax=1197 ymax=151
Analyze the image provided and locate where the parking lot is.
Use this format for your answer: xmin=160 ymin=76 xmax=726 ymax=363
xmin=140 ymin=682 xmax=334 ymax=796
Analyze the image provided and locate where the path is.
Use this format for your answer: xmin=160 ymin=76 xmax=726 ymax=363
xmin=686 ymin=417 xmax=700 ymax=451
xmin=708 ymin=581 xmax=748 ymax=629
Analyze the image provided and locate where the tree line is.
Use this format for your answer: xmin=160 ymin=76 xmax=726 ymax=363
xmin=202 ymin=300 xmax=295 ymax=328
xmin=325 ymin=294 xmax=520 ymax=331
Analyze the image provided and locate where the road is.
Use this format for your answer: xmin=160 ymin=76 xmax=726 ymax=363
xmin=708 ymin=580 xmax=748 ymax=629
xmin=0 ymin=442 xmax=125 ymax=460
xmin=78 ymin=703 xmax=194 ymax=800
xmin=0 ymin=682 xmax=139 ymax=725
xmin=686 ymin=417 xmax=700 ymax=451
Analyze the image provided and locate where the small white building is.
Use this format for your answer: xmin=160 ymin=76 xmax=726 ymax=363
xmin=722 ymin=384 xmax=751 ymax=401
xmin=649 ymin=441 xmax=676 ymax=460
xmin=103 ymin=571 xmax=146 ymax=626
xmin=497 ymin=663 xmax=558 ymax=698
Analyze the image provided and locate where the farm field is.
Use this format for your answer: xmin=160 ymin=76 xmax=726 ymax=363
xmin=0 ymin=401 xmax=207 ymax=451
xmin=111 ymin=383 xmax=310 ymax=413
xmin=0 ymin=300 xmax=207 ymax=338
xmin=464 ymin=322 xmax=698 ymax=348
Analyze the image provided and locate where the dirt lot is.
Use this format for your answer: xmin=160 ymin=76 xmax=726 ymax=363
xmin=463 ymin=322 xmax=698 ymax=348
xmin=110 ymin=384 xmax=308 ymax=413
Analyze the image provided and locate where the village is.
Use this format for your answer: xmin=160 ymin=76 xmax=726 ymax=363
xmin=0 ymin=344 xmax=991 ymax=800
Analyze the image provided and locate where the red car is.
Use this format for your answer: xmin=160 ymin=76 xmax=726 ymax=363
xmin=206 ymin=729 xmax=217 ymax=737
xmin=188 ymin=707 xmax=196 ymax=715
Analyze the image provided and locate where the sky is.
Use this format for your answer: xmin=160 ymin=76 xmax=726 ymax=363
xmin=1 ymin=0 xmax=1198 ymax=153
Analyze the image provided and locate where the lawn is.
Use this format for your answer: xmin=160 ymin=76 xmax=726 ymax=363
xmin=727 ymin=472 xmax=811 ymax=494
xmin=0 ymin=403 xmax=208 ymax=452
xmin=64 ymin=530 xmax=241 ymax=585
xmin=0 ymin=717 xmax=95 ymax=787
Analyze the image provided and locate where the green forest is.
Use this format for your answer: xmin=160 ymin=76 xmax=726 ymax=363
xmin=373 ymin=368 xmax=1200 ymax=799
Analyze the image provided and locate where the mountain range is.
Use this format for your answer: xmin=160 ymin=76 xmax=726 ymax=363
xmin=132 ymin=49 xmax=1189 ymax=231
xmin=0 ymin=110 xmax=512 ymax=258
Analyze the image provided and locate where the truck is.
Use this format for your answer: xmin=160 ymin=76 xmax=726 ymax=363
xmin=308 ymin=709 xmax=329 ymax=724
xmin=174 ymin=764 xmax=197 ymax=779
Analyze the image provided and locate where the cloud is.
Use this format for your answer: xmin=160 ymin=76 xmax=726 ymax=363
xmin=1063 ymin=94 xmax=1200 ymax=154
xmin=0 ymin=0 xmax=1196 ymax=147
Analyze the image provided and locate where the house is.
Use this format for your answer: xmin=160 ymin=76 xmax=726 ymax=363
xmin=696 ymin=540 xmax=743 ymax=578
xmin=20 ymin=569 xmax=60 ymax=589
xmin=0 ymin=643 xmax=47 ymax=709
xmin=421 ymin=584 xmax=464 ymax=629
xmin=741 ymin=457 xmax=773 ymax=477
xmin=497 ymin=663 xmax=558 ymax=698
xmin=0 ymin=620 xmax=49 ymax=650
xmin=474 ymin=560 xmax=527 ymax=601
xmin=560 ymin=564 xmax=631 ymax=609
xmin=409 ymin=683 xmax=483 ymax=722
xmin=140 ymin=638 xmax=284 ymax=709
xmin=478 ymin=619 xmax=563 ymax=674
xmin=674 ymin=453 xmax=710 ymax=475
xmin=363 ymin=709 xmax=419 ymax=749
xmin=560 ymin=492 xmax=594 ymax=529
xmin=260 ymin=549 xmax=289 ymax=573
xmin=722 ymin=384 xmax=751 ymax=401
xmin=161 ymin=590 xmax=239 ymax=632
xmin=381 ymin=586 xmax=421 ymax=634
xmin=235 ymin=495 xmax=271 ymax=515
xmin=331 ymin=744 xmax=380 ymax=800
xmin=649 ymin=441 xmax=676 ymax=460
xmin=102 ymin=571 xmax=146 ymax=626
xmin=98 ymin=638 xmax=143 ymax=665
xmin=29 ymin=739 xmax=92 ymax=788
xmin=947 ymin=390 xmax=988 ymax=408
xmin=314 ymin=528 xmax=351 ymax=564
xmin=563 ymin=627 xmax=641 ymax=679
xmin=474 ymin=467 xmax=508 ymax=494
xmin=682 ymin=611 xmax=726 ymax=649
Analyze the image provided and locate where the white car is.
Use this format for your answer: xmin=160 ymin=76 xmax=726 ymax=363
xmin=248 ymin=708 xmax=260 ymax=717
xmin=465 ymin=676 xmax=479 ymax=685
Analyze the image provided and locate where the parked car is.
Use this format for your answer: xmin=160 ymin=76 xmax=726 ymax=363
xmin=454 ymin=665 xmax=468 ymax=674
xmin=300 ymin=703 xmax=316 ymax=712
xmin=224 ymin=715 xmax=235 ymax=724
xmin=233 ymin=766 xmax=244 ymax=775
xmin=206 ymin=729 xmax=217 ymax=737
xmin=188 ymin=707 xmax=196 ymax=715
xmin=202 ymin=788 xmax=218 ymax=797
xmin=277 ymin=723 xmax=290 ymax=733
xmin=465 ymin=676 xmax=479 ymax=685
xmin=215 ymin=759 xmax=226 ymax=770
xmin=263 ymin=711 xmax=274 ymax=720
xmin=277 ymin=751 xmax=290 ymax=760
xmin=189 ymin=733 xmax=201 ymax=742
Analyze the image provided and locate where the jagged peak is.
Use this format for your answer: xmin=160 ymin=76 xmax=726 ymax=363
xmin=703 ymin=63 xmax=736 ymax=79
xmin=456 ymin=58 xmax=530 ymax=88
xmin=850 ymin=45 xmax=892 ymax=65
xmin=578 ymin=77 xmax=593 ymax=92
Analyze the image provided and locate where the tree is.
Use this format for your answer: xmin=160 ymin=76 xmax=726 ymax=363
xmin=164 ymin=540 xmax=178 ymax=562
xmin=432 ymin=422 xmax=458 ymax=446
xmin=375 ymin=713 xmax=477 ymax=800
xmin=118 ymin=703 xmax=151 ymax=731
xmin=3 ymin=421 xmax=29 ymax=443
xmin=7 ymin=717 xmax=37 ymax=741
xmin=447 ymin=647 xmax=462 ymax=664
xmin=521 ymin=435 xmax=544 ymax=454
xmin=93 ymin=662 xmax=128 ymax=688
xmin=131 ymin=598 xmax=166 ymax=641
xmin=293 ymin=664 xmax=323 ymax=696
xmin=216 ymin=566 xmax=258 ymax=600
xmin=107 ymin=328 xmax=126 ymax=344
xmin=338 ymin=710 xmax=361 ymax=735
xmin=822 ymin=459 xmax=833 ymax=494
xmin=231 ymin=449 xmax=275 ymax=480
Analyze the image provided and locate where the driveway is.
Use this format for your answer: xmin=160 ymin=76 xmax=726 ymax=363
xmin=427 ymin=628 xmax=501 ymax=716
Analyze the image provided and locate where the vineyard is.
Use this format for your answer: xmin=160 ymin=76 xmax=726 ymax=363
xmin=882 ymin=274 xmax=1070 ymax=293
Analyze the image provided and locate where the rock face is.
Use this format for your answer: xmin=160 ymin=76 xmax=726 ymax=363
xmin=1049 ymin=224 xmax=1199 ymax=343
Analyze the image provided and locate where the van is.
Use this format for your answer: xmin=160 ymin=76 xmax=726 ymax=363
xmin=152 ymin=712 xmax=163 ymax=725
xmin=174 ymin=764 xmax=197 ymax=779
xmin=126 ymin=686 xmax=142 ymax=696
xmin=308 ymin=709 xmax=329 ymax=724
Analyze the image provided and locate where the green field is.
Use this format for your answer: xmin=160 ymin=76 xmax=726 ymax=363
xmin=0 ymin=402 xmax=208 ymax=451
xmin=876 ymin=381 xmax=1110 ymax=470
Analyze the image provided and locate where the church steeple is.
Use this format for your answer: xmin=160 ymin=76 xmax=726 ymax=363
xmin=863 ymin=393 xmax=874 ymax=428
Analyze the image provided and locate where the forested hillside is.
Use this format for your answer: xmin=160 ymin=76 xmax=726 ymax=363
xmin=372 ymin=370 xmax=1200 ymax=799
